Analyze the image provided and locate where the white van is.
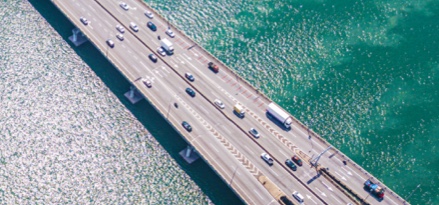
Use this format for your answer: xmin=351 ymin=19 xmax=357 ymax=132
xmin=292 ymin=191 xmax=304 ymax=203
xmin=129 ymin=22 xmax=139 ymax=32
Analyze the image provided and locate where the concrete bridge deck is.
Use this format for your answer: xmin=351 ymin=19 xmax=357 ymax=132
xmin=50 ymin=0 xmax=408 ymax=204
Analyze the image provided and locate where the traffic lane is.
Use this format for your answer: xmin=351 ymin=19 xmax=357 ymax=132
xmin=95 ymin=0 xmax=164 ymax=49
xmin=82 ymin=0 xmax=175 ymax=81
xmin=132 ymin=60 xmax=274 ymax=204
xmin=228 ymin=121 xmax=341 ymax=204
xmin=62 ymin=0 xmax=382 ymax=203
xmin=77 ymin=2 xmax=356 ymax=204
xmin=226 ymin=106 xmax=355 ymax=204
xmin=151 ymin=61 xmax=314 ymax=203
xmin=56 ymin=0 xmax=136 ymax=81
xmin=174 ymin=87 xmax=321 ymax=204
xmin=239 ymin=95 xmax=372 ymax=198
xmin=62 ymin=0 xmax=150 ymax=81
xmin=146 ymin=97 xmax=272 ymax=205
xmin=286 ymin=124 xmax=374 ymax=200
xmin=166 ymin=49 xmax=348 ymax=203
xmin=122 ymin=0 xmax=194 ymax=49
xmin=140 ymin=73 xmax=276 ymax=205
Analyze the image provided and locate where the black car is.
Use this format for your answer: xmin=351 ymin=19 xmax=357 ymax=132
xmin=186 ymin=88 xmax=195 ymax=97
xmin=285 ymin=159 xmax=297 ymax=171
xmin=106 ymin=39 xmax=114 ymax=48
xmin=147 ymin=21 xmax=157 ymax=31
xmin=149 ymin=54 xmax=157 ymax=63
xmin=182 ymin=121 xmax=192 ymax=132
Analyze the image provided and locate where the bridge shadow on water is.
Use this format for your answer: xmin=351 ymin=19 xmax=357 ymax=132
xmin=28 ymin=1 xmax=243 ymax=204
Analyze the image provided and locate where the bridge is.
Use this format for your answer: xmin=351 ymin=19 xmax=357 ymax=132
xmin=50 ymin=0 xmax=408 ymax=204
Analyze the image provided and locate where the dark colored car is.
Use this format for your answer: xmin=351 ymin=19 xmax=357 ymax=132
xmin=292 ymin=155 xmax=303 ymax=166
xmin=285 ymin=159 xmax=297 ymax=171
xmin=182 ymin=121 xmax=192 ymax=132
xmin=147 ymin=21 xmax=157 ymax=31
xmin=208 ymin=62 xmax=219 ymax=73
xmin=149 ymin=54 xmax=157 ymax=63
xmin=185 ymin=88 xmax=195 ymax=97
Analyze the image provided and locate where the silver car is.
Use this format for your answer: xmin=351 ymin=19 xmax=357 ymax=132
xmin=249 ymin=128 xmax=260 ymax=138
xmin=214 ymin=99 xmax=225 ymax=109
xmin=116 ymin=25 xmax=125 ymax=33
xmin=120 ymin=2 xmax=129 ymax=10
xmin=116 ymin=33 xmax=124 ymax=41
xmin=145 ymin=10 xmax=154 ymax=19
xmin=143 ymin=79 xmax=152 ymax=88
xmin=129 ymin=22 xmax=139 ymax=32
xmin=80 ymin=17 xmax=88 ymax=25
xmin=165 ymin=29 xmax=175 ymax=38
xmin=157 ymin=47 xmax=166 ymax=56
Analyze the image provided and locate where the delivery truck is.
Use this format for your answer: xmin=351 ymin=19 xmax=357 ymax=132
xmin=160 ymin=38 xmax=174 ymax=55
xmin=267 ymin=103 xmax=292 ymax=129
xmin=233 ymin=104 xmax=245 ymax=118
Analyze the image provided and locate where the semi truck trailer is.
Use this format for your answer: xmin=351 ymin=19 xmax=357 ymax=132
xmin=267 ymin=103 xmax=292 ymax=129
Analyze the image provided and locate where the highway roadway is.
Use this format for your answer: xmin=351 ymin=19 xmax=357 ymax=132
xmin=52 ymin=0 xmax=408 ymax=205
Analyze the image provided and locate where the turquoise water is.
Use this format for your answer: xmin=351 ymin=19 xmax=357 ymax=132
xmin=147 ymin=0 xmax=439 ymax=204
xmin=28 ymin=0 xmax=438 ymax=204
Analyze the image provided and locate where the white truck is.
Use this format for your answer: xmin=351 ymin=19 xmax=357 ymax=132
xmin=267 ymin=103 xmax=292 ymax=129
xmin=160 ymin=38 xmax=174 ymax=54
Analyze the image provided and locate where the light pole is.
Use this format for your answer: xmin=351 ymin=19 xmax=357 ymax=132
xmin=306 ymin=119 xmax=315 ymax=152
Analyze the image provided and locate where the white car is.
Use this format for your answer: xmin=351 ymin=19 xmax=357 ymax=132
xmin=143 ymin=79 xmax=152 ymax=88
xmin=292 ymin=191 xmax=304 ymax=204
xmin=80 ymin=17 xmax=88 ymax=25
xmin=214 ymin=99 xmax=225 ymax=109
xmin=106 ymin=39 xmax=115 ymax=48
xmin=116 ymin=33 xmax=124 ymax=41
xmin=157 ymin=47 xmax=166 ymax=56
xmin=129 ymin=22 xmax=139 ymax=32
xmin=120 ymin=2 xmax=129 ymax=10
xmin=116 ymin=25 xmax=125 ymax=33
xmin=261 ymin=153 xmax=273 ymax=166
xmin=144 ymin=10 xmax=154 ymax=19
xmin=165 ymin=29 xmax=175 ymax=38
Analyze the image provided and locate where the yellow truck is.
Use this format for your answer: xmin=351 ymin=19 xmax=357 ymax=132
xmin=233 ymin=104 xmax=245 ymax=118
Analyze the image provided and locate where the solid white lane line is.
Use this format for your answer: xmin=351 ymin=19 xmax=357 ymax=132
xmin=210 ymin=143 xmax=220 ymax=153
xmin=254 ymin=189 xmax=264 ymax=200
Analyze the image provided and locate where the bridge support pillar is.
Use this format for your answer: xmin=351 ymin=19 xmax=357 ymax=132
xmin=179 ymin=145 xmax=200 ymax=164
xmin=68 ymin=28 xmax=88 ymax=46
xmin=124 ymin=86 xmax=143 ymax=104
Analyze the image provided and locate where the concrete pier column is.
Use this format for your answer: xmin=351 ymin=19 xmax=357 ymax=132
xmin=124 ymin=86 xmax=144 ymax=104
xmin=185 ymin=145 xmax=192 ymax=157
xmin=179 ymin=145 xmax=200 ymax=164
xmin=68 ymin=28 xmax=88 ymax=46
